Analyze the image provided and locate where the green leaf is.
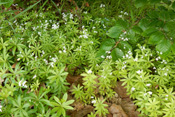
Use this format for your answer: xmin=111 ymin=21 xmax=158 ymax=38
xmin=156 ymin=39 xmax=171 ymax=57
xmin=100 ymin=39 xmax=115 ymax=51
xmin=135 ymin=0 xmax=148 ymax=8
xmin=2 ymin=0 xmax=13 ymax=8
xmin=63 ymin=106 xmax=74 ymax=110
xmin=172 ymin=2 xmax=175 ymax=10
xmin=149 ymin=0 xmax=161 ymax=4
xmin=142 ymin=27 xmax=157 ymax=37
xmin=127 ymin=29 xmax=138 ymax=44
xmin=40 ymin=99 xmax=53 ymax=107
xmin=118 ymin=41 xmax=132 ymax=51
xmin=107 ymin=26 xmax=122 ymax=38
xmin=148 ymin=31 xmax=164 ymax=44
xmin=62 ymin=93 xmax=68 ymax=101
xmin=171 ymin=43 xmax=175 ymax=54
xmin=111 ymin=48 xmax=124 ymax=61
xmin=107 ymin=20 xmax=127 ymax=38
xmin=63 ymin=100 xmax=74 ymax=106
xmin=131 ymin=26 xmax=143 ymax=34
xmin=54 ymin=96 xmax=61 ymax=105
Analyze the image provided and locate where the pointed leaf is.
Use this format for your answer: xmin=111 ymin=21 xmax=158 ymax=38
xmin=156 ymin=39 xmax=171 ymax=57
xmin=53 ymin=96 xmax=61 ymax=105
xmin=111 ymin=48 xmax=124 ymax=61
xmin=171 ymin=43 xmax=175 ymax=54
xmin=135 ymin=0 xmax=148 ymax=8
xmin=62 ymin=93 xmax=68 ymax=101
xmin=148 ymin=31 xmax=164 ymax=44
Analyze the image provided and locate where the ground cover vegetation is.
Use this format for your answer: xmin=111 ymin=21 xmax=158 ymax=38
xmin=1 ymin=0 xmax=175 ymax=116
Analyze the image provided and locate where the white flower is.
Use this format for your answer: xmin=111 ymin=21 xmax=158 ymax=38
xmin=136 ymin=70 xmax=142 ymax=74
xmin=131 ymin=87 xmax=135 ymax=91
xmin=148 ymin=91 xmax=152 ymax=95
xmin=52 ymin=57 xmax=57 ymax=63
xmin=17 ymin=58 xmax=20 ymax=61
xmin=59 ymin=50 xmax=62 ymax=53
xmin=52 ymin=24 xmax=59 ymax=30
xmin=50 ymin=62 xmax=54 ymax=67
xmin=118 ymin=15 xmax=123 ymax=18
xmin=153 ymin=67 xmax=156 ymax=69
xmin=91 ymin=96 xmax=94 ymax=99
xmin=87 ymin=70 xmax=92 ymax=74
xmin=0 ymin=105 xmax=2 ymax=112
xmin=91 ymin=100 xmax=96 ymax=103
xmin=146 ymin=84 xmax=151 ymax=87
xmin=63 ymin=50 xmax=66 ymax=53
xmin=19 ymin=80 xmax=22 ymax=87
xmin=33 ymin=75 xmax=37 ymax=79
xmin=22 ymin=81 xmax=27 ymax=86
xmin=134 ymin=58 xmax=138 ymax=62
xmin=101 ymin=55 xmax=105 ymax=58
xmin=164 ymin=73 xmax=167 ymax=76
xmin=100 ymin=4 xmax=105 ymax=8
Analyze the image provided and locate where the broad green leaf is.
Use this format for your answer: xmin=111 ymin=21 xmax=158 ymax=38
xmin=138 ymin=19 xmax=150 ymax=31
xmin=148 ymin=31 xmax=164 ymax=44
xmin=142 ymin=27 xmax=157 ymax=37
xmin=131 ymin=26 xmax=143 ymax=34
xmin=127 ymin=29 xmax=138 ymax=44
xmin=111 ymin=48 xmax=124 ymax=61
xmin=107 ymin=26 xmax=123 ymax=38
xmin=135 ymin=0 xmax=148 ymax=8
xmin=118 ymin=41 xmax=132 ymax=51
xmin=171 ymin=42 xmax=175 ymax=54
xmin=172 ymin=2 xmax=175 ymax=11
xmin=149 ymin=0 xmax=161 ymax=4
xmin=159 ymin=11 xmax=171 ymax=21
xmin=100 ymin=39 xmax=115 ymax=51
xmin=107 ymin=20 xmax=127 ymax=38
xmin=156 ymin=39 xmax=171 ymax=57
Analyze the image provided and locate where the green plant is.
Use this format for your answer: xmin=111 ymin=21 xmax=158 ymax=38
xmin=51 ymin=93 xmax=74 ymax=117
xmin=93 ymin=98 xmax=109 ymax=116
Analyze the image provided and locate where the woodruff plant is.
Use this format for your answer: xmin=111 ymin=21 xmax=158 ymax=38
xmin=114 ymin=44 xmax=175 ymax=116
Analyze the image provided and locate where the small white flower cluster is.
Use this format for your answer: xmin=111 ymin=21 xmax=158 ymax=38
xmin=161 ymin=59 xmax=167 ymax=64
xmin=131 ymin=87 xmax=135 ymax=91
xmin=33 ymin=75 xmax=37 ymax=79
xmin=123 ymin=51 xmax=132 ymax=59
xmin=62 ymin=13 xmax=68 ymax=21
xmin=101 ymin=55 xmax=105 ymax=59
xmin=43 ymin=59 xmax=48 ymax=65
xmin=52 ymin=23 xmax=59 ymax=30
xmin=118 ymin=11 xmax=129 ymax=18
xmin=106 ymin=55 xmax=112 ymax=59
xmin=122 ymin=62 xmax=127 ymax=69
xmin=49 ymin=56 xmax=58 ymax=67
xmin=155 ymin=56 xmax=161 ymax=61
xmin=62 ymin=13 xmax=73 ymax=21
xmin=119 ymin=35 xmax=129 ymax=41
xmin=146 ymin=84 xmax=151 ymax=87
xmin=101 ymin=75 xmax=106 ymax=79
xmin=19 ymin=80 xmax=27 ymax=88
xmin=0 ymin=105 xmax=2 ymax=112
xmin=79 ymin=29 xmax=89 ymax=38
xmin=87 ymin=70 xmax=92 ymax=74
xmin=136 ymin=70 xmax=142 ymax=74
xmin=100 ymin=4 xmax=105 ymax=8
xmin=91 ymin=100 xmax=96 ymax=103
xmin=144 ymin=91 xmax=152 ymax=96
